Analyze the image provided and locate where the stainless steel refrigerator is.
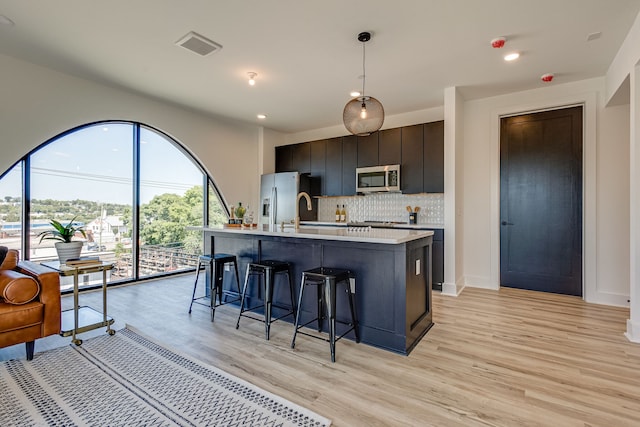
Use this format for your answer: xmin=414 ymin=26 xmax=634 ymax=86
xmin=260 ymin=172 xmax=319 ymax=226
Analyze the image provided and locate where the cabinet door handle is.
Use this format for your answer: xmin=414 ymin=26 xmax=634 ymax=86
xmin=501 ymin=221 xmax=514 ymax=226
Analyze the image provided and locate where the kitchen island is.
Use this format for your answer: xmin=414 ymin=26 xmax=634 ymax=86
xmin=201 ymin=225 xmax=434 ymax=355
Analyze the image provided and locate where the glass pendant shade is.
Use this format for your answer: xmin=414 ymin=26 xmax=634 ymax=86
xmin=343 ymin=96 xmax=385 ymax=136
xmin=343 ymin=31 xmax=384 ymax=136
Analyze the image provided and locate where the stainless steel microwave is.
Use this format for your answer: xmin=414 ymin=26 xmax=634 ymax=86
xmin=356 ymin=164 xmax=401 ymax=193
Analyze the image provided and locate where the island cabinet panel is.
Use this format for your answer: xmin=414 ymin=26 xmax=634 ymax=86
xmin=430 ymin=229 xmax=444 ymax=290
xmin=291 ymin=142 xmax=311 ymax=175
xmin=310 ymin=139 xmax=327 ymax=194
xmin=275 ymin=145 xmax=293 ymax=172
xmin=204 ymin=228 xmax=434 ymax=355
xmin=325 ymin=137 xmax=343 ymax=196
xmin=378 ymin=128 xmax=402 ymax=165
xmin=357 ymin=133 xmax=379 ymax=167
xmin=342 ymin=136 xmax=358 ymax=195
xmin=401 ymin=124 xmax=424 ymax=194
xmin=424 ymin=120 xmax=445 ymax=193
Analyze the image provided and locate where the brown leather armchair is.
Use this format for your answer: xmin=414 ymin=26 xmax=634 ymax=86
xmin=0 ymin=249 xmax=61 ymax=360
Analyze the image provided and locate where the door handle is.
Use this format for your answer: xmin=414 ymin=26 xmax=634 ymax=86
xmin=501 ymin=221 xmax=514 ymax=226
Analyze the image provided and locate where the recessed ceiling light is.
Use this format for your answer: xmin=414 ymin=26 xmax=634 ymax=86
xmin=257 ymin=114 xmax=266 ymax=119
xmin=102 ymin=127 xmax=109 ymax=132
xmin=248 ymin=72 xmax=257 ymax=86
xmin=0 ymin=15 xmax=15 ymax=27
xmin=504 ymin=52 xmax=520 ymax=61
xmin=350 ymin=91 xmax=361 ymax=97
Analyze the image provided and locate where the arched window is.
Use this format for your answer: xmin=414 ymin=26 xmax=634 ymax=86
xmin=0 ymin=121 xmax=227 ymax=291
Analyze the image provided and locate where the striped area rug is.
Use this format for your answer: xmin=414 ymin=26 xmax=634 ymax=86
xmin=0 ymin=327 xmax=331 ymax=426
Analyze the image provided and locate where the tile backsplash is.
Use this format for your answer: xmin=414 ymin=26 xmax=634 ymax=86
xmin=317 ymin=193 xmax=444 ymax=225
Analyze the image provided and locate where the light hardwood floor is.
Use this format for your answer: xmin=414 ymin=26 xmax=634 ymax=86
xmin=2 ymin=275 xmax=639 ymax=426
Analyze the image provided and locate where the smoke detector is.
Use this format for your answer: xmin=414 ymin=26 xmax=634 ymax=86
xmin=491 ymin=37 xmax=506 ymax=48
xmin=175 ymin=31 xmax=222 ymax=56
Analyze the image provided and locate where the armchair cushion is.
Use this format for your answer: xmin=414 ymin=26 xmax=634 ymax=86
xmin=0 ymin=247 xmax=18 ymax=270
xmin=0 ymin=270 xmax=40 ymax=305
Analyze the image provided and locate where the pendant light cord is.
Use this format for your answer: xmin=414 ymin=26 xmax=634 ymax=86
xmin=361 ymin=41 xmax=366 ymax=99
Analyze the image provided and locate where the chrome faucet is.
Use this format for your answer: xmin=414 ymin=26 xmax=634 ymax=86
xmin=295 ymin=191 xmax=312 ymax=229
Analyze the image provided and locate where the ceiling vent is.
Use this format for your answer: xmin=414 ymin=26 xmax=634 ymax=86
xmin=175 ymin=31 xmax=222 ymax=56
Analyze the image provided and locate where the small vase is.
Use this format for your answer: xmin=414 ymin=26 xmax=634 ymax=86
xmin=55 ymin=241 xmax=83 ymax=264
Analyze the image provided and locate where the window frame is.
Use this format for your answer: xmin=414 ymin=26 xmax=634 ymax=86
xmin=0 ymin=120 xmax=228 ymax=291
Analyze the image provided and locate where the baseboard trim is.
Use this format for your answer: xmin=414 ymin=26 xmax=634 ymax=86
xmin=625 ymin=319 xmax=640 ymax=343
xmin=441 ymin=280 xmax=464 ymax=296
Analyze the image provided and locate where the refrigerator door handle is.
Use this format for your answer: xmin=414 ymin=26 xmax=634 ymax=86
xmin=270 ymin=186 xmax=277 ymax=225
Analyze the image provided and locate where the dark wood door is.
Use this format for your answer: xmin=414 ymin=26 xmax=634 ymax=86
xmin=500 ymin=106 xmax=582 ymax=296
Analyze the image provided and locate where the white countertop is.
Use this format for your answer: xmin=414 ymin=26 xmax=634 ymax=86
xmin=301 ymin=221 xmax=445 ymax=230
xmin=201 ymin=225 xmax=434 ymax=244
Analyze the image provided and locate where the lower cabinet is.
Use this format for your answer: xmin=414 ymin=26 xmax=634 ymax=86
xmin=428 ymin=229 xmax=444 ymax=291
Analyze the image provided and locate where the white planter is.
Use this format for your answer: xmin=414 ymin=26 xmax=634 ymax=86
xmin=54 ymin=241 xmax=83 ymax=264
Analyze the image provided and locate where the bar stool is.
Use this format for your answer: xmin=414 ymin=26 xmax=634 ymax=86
xmin=291 ymin=267 xmax=359 ymax=362
xmin=189 ymin=253 xmax=241 ymax=321
xmin=236 ymin=260 xmax=296 ymax=340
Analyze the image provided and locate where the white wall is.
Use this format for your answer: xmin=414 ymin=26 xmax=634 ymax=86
xmin=283 ymin=106 xmax=445 ymax=144
xmin=462 ymin=77 xmax=631 ymax=306
xmin=0 ymin=54 xmax=260 ymax=211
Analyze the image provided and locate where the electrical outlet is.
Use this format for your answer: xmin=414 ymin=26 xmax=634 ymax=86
xmin=415 ymin=259 xmax=421 ymax=275
xmin=225 ymin=263 xmax=230 ymax=271
xmin=349 ymin=277 xmax=356 ymax=293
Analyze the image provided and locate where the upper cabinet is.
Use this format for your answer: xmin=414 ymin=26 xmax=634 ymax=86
xmin=325 ymin=137 xmax=343 ymax=196
xmin=424 ymin=121 xmax=444 ymax=193
xmin=357 ymin=133 xmax=379 ymax=167
xmin=378 ymin=128 xmax=401 ymax=165
xmin=275 ymin=145 xmax=293 ymax=172
xmin=401 ymin=124 xmax=424 ymax=194
xmin=275 ymin=120 xmax=444 ymax=196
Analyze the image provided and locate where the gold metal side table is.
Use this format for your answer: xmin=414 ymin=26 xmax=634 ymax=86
xmin=42 ymin=261 xmax=115 ymax=345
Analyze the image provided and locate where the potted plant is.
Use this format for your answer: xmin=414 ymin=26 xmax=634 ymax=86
xmin=38 ymin=216 xmax=87 ymax=263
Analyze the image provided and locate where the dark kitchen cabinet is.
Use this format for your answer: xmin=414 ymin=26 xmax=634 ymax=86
xmin=357 ymin=133 xmax=379 ymax=167
xmin=325 ymin=137 xmax=343 ymax=196
xmin=277 ymin=119 xmax=444 ymax=196
xmin=291 ymin=142 xmax=311 ymax=174
xmin=310 ymin=139 xmax=327 ymax=194
xmin=424 ymin=121 xmax=445 ymax=193
xmin=378 ymin=128 xmax=401 ymax=165
xmin=401 ymin=124 xmax=424 ymax=194
xmin=342 ymin=136 xmax=357 ymax=195
xmin=429 ymin=229 xmax=444 ymax=290
xmin=275 ymin=145 xmax=293 ymax=172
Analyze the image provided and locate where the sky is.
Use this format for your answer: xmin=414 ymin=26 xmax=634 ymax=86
xmin=0 ymin=123 xmax=204 ymax=206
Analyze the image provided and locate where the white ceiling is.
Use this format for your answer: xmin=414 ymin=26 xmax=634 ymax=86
xmin=1 ymin=1 xmax=639 ymax=134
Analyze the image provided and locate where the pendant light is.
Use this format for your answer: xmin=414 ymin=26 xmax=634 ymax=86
xmin=343 ymin=31 xmax=384 ymax=136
